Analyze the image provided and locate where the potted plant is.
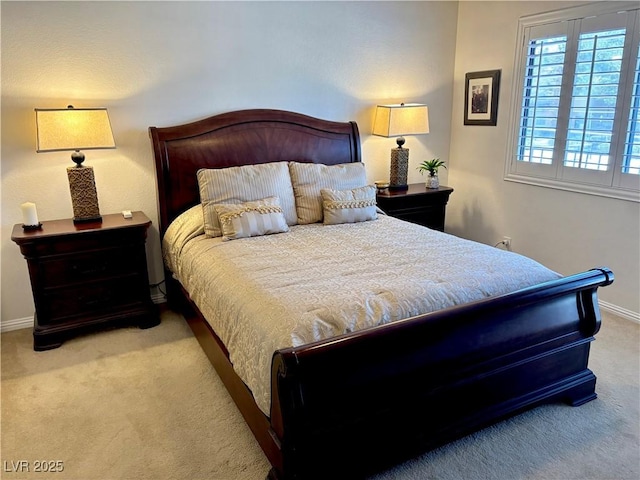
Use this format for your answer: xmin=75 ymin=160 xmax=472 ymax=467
xmin=418 ymin=158 xmax=446 ymax=189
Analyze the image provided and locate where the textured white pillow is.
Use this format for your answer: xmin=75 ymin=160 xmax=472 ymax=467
xmin=321 ymin=185 xmax=378 ymax=225
xmin=213 ymin=197 xmax=290 ymax=241
xmin=289 ymin=162 xmax=367 ymax=224
xmin=162 ymin=204 xmax=205 ymax=273
xmin=197 ymin=162 xmax=296 ymax=237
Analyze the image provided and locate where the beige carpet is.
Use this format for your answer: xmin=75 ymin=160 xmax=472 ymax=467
xmin=1 ymin=309 xmax=638 ymax=480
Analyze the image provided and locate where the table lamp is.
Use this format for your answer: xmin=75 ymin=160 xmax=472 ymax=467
xmin=35 ymin=106 xmax=115 ymax=223
xmin=372 ymin=103 xmax=429 ymax=190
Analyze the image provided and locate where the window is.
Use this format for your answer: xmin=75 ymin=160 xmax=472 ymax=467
xmin=505 ymin=1 xmax=640 ymax=202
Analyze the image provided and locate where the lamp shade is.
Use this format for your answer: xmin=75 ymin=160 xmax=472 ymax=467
xmin=35 ymin=107 xmax=116 ymax=152
xmin=372 ymin=103 xmax=430 ymax=137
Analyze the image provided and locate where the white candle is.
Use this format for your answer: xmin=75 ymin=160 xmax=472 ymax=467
xmin=21 ymin=202 xmax=39 ymax=226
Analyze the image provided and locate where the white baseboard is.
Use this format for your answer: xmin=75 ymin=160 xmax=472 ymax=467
xmin=599 ymin=301 xmax=640 ymax=324
xmin=1 ymin=316 xmax=33 ymax=332
xmin=1 ymin=297 xmax=635 ymax=333
xmin=0 ymin=295 xmax=168 ymax=333
xmin=151 ymin=293 xmax=166 ymax=305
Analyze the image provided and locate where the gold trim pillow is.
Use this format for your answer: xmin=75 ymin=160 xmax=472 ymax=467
xmin=289 ymin=162 xmax=367 ymax=224
xmin=212 ymin=197 xmax=290 ymax=241
xmin=197 ymin=162 xmax=296 ymax=238
xmin=321 ymin=185 xmax=378 ymax=225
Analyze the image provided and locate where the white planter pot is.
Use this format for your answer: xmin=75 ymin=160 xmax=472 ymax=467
xmin=426 ymin=174 xmax=439 ymax=189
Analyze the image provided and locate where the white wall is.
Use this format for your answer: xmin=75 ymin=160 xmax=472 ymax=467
xmin=4 ymin=0 xmax=636 ymax=326
xmin=1 ymin=1 xmax=458 ymax=324
xmin=448 ymin=1 xmax=639 ymax=316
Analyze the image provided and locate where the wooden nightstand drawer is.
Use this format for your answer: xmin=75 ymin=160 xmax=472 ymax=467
xmin=379 ymin=193 xmax=434 ymax=211
xmin=41 ymin=276 xmax=145 ymax=324
xmin=22 ymin=228 xmax=145 ymax=257
xmin=40 ymin=248 xmax=138 ymax=286
xmin=388 ymin=206 xmax=446 ymax=230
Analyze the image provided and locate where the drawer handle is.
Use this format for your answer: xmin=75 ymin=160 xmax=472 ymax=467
xmin=78 ymin=295 xmax=113 ymax=307
xmin=72 ymin=264 xmax=108 ymax=275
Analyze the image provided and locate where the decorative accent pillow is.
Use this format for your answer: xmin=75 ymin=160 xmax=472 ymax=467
xmin=321 ymin=185 xmax=378 ymax=225
xmin=289 ymin=162 xmax=367 ymax=224
xmin=212 ymin=197 xmax=290 ymax=241
xmin=197 ymin=162 xmax=296 ymax=237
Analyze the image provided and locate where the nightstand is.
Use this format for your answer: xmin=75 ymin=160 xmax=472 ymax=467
xmin=11 ymin=211 xmax=160 ymax=351
xmin=376 ymin=184 xmax=454 ymax=231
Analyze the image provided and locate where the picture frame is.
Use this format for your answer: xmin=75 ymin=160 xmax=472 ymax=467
xmin=464 ymin=69 xmax=501 ymax=126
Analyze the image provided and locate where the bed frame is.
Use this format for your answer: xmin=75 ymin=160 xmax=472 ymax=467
xmin=150 ymin=109 xmax=613 ymax=479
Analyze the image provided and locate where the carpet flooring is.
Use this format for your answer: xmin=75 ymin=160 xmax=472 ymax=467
xmin=1 ymin=309 xmax=638 ymax=480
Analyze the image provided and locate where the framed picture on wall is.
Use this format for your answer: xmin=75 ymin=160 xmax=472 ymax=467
xmin=464 ymin=70 xmax=501 ymax=126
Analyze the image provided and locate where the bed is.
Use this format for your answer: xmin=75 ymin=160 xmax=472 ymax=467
xmin=149 ymin=108 xmax=613 ymax=480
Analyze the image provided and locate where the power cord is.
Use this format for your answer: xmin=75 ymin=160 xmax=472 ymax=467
xmin=149 ymin=280 xmax=166 ymax=297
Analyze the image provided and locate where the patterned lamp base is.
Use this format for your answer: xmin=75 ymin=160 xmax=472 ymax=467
xmin=67 ymin=166 xmax=102 ymax=223
xmin=389 ymin=147 xmax=409 ymax=190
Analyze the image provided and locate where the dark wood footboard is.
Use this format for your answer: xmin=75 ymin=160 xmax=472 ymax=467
xmin=269 ymin=268 xmax=613 ymax=479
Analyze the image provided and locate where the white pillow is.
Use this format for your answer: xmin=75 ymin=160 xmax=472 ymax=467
xmin=213 ymin=197 xmax=289 ymax=241
xmin=289 ymin=162 xmax=367 ymax=224
xmin=197 ymin=162 xmax=296 ymax=237
xmin=162 ymin=205 xmax=205 ymax=274
xmin=321 ymin=185 xmax=378 ymax=225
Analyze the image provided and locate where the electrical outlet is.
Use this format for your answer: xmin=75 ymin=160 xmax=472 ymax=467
xmin=503 ymin=236 xmax=512 ymax=249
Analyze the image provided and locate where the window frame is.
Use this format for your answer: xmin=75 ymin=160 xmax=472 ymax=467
xmin=504 ymin=1 xmax=640 ymax=203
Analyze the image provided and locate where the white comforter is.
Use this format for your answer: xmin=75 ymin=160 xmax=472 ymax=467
xmin=165 ymin=213 xmax=561 ymax=415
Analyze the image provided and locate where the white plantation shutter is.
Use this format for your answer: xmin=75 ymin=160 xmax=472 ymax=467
xmin=518 ymin=35 xmax=566 ymax=166
xmin=564 ymin=29 xmax=625 ymax=172
xmin=621 ymin=40 xmax=640 ymax=178
xmin=506 ymin=2 xmax=640 ymax=201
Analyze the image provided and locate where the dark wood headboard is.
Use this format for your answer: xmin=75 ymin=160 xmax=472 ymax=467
xmin=149 ymin=109 xmax=361 ymax=234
